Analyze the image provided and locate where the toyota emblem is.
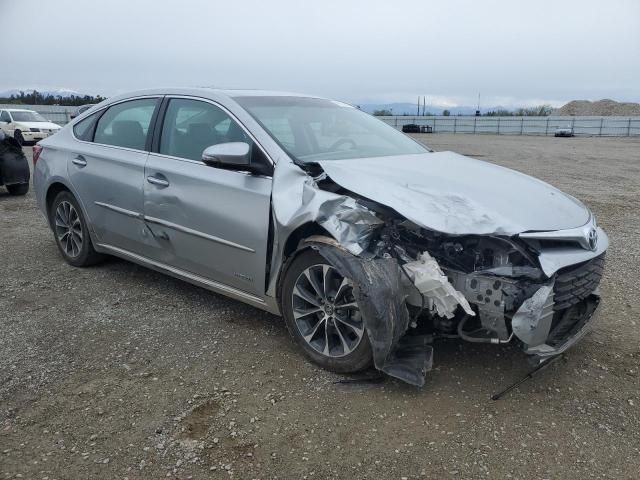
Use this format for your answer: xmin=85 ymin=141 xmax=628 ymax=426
xmin=588 ymin=228 xmax=598 ymax=251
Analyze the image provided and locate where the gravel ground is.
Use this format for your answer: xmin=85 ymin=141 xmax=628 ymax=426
xmin=1 ymin=135 xmax=639 ymax=479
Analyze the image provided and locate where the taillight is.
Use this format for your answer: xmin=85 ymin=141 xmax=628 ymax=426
xmin=32 ymin=144 xmax=43 ymax=168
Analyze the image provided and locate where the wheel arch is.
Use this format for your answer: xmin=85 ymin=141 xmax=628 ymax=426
xmin=44 ymin=180 xmax=94 ymax=239
xmin=45 ymin=182 xmax=72 ymax=227
xmin=274 ymin=222 xmax=335 ymax=308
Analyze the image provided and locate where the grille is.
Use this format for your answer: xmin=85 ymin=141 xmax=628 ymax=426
xmin=547 ymin=296 xmax=599 ymax=347
xmin=553 ymin=254 xmax=605 ymax=311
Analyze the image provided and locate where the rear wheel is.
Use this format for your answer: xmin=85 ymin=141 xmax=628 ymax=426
xmin=50 ymin=191 xmax=104 ymax=267
xmin=6 ymin=183 xmax=29 ymax=195
xmin=14 ymin=130 xmax=24 ymax=146
xmin=281 ymin=249 xmax=373 ymax=373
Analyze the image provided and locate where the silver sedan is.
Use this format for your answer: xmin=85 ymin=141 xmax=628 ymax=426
xmin=33 ymin=88 xmax=607 ymax=386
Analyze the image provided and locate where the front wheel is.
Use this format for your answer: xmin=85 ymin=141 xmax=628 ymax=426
xmin=50 ymin=191 xmax=104 ymax=267
xmin=14 ymin=131 xmax=24 ymax=146
xmin=6 ymin=183 xmax=29 ymax=195
xmin=281 ymin=249 xmax=373 ymax=373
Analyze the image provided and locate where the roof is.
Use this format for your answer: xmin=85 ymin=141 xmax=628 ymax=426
xmin=101 ymin=87 xmax=325 ymax=105
xmin=213 ymin=88 xmax=322 ymax=99
xmin=2 ymin=108 xmax=37 ymax=112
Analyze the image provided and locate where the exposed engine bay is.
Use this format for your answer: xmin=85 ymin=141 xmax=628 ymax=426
xmin=274 ymin=163 xmax=607 ymax=386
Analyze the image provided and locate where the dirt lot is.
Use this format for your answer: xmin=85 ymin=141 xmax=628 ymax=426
xmin=1 ymin=134 xmax=639 ymax=479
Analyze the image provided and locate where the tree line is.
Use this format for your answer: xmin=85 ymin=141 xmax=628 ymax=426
xmin=0 ymin=90 xmax=106 ymax=106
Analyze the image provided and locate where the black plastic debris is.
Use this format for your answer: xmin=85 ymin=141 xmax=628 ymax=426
xmin=317 ymin=245 xmax=433 ymax=386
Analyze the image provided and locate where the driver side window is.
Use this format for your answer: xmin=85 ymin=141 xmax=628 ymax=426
xmin=159 ymin=99 xmax=251 ymax=162
xmin=0 ymin=111 xmax=11 ymax=123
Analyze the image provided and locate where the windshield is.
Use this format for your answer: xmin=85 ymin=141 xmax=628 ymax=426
xmin=235 ymin=96 xmax=428 ymax=162
xmin=11 ymin=111 xmax=48 ymax=122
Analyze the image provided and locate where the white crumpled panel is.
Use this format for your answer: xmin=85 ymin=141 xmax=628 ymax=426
xmin=402 ymin=251 xmax=475 ymax=319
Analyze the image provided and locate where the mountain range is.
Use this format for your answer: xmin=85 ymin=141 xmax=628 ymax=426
xmin=0 ymin=88 xmax=84 ymax=98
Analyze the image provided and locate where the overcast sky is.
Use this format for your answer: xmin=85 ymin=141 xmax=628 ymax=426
xmin=1 ymin=0 xmax=639 ymax=107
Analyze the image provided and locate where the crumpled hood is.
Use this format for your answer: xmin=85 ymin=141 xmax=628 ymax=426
xmin=15 ymin=121 xmax=60 ymax=130
xmin=316 ymin=151 xmax=589 ymax=235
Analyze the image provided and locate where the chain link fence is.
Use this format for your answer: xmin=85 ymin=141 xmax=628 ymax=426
xmin=379 ymin=115 xmax=640 ymax=136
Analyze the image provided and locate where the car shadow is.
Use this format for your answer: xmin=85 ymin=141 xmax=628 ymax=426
xmin=95 ymin=254 xmax=285 ymax=331
xmin=0 ymin=188 xmax=29 ymax=201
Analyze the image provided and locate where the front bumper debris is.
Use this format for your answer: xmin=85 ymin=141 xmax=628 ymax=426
xmin=269 ymin=156 xmax=608 ymax=387
xmin=511 ymin=283 xmax=556 ymax=347
xmin=524 ymin=293 xmax=600 ymax=360
xmin=316 ymin=244 xmax=434 ymax=387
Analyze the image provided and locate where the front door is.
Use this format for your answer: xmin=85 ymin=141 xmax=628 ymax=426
xmin=143 ymin=97 xmax=272 ymax=296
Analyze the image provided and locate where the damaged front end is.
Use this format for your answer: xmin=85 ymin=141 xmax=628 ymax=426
xmin=271 ymin=158 xmax=607 ymax=387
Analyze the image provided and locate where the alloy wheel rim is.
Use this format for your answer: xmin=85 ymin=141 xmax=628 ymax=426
xmin=292 ymin=264 xmax=364 ymax=358
xmin=54 ymin=201 xmax=83 ymax=258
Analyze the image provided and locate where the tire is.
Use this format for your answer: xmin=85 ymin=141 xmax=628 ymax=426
xmin=6 ymin=183 xmax=29 ymax=195
xmin=281 ymin=248 xmax=373 ymax=373
xmin=14 ymin=130 xmax=24 ymax=146
xmin=50 ymin=191 xmax=104 ymax=267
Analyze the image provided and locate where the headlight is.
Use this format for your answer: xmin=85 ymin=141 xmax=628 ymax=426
xmin=30 ymin=128 xmax=40 ymax=132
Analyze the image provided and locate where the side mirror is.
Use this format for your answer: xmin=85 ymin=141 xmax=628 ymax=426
xmin=202 ymin=142 xmax=250 ymax=168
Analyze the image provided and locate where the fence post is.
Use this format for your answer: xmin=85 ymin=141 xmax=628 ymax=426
xmin=473 ymin=116 xmax=477 ymax=134
xmin=545 ymin=117 xmax=549 ymax=136
xmin=520 ymin=117 xmax=524 ymax=135
xmin=497 ymin=117 xmax=500 ymax=134
xmin=599 ymin=117 xmax=604 ymax=136
xmin=453 ymin=117 xmax=457 ymax=134
xmin=628 ymin=118 xmax=632 ymax=136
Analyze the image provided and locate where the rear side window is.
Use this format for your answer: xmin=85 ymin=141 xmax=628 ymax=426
xmin=94 ymin=98 xmax=158 ymax=150
xmin=0 ymin=111 xmax=11 ymax=122
xmin=73 ymin=113 xmax=99 ymax=141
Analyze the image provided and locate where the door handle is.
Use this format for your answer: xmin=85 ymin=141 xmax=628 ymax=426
xmin=147 ymin=175 xmax=169 ymax=187
xmin=72 ymin=155 xmax=87 ymax=167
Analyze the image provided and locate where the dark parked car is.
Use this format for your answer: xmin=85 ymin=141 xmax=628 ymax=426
xmin=402 ymin=123 xmax=421 ymax=133
xmin=0 ymin=129 xmax=30 ymax=195
xmin=69 ymin=104 xmax=96 ymax=120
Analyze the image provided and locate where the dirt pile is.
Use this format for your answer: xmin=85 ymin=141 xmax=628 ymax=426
xmin=555 ymin=99 xmax=640 ymax=116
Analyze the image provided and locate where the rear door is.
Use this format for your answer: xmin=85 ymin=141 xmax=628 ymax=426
xmin=68 ymin=97 xmax=161 ymax=254
xmin=143 ymin=97 xmax=273 ymax=295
